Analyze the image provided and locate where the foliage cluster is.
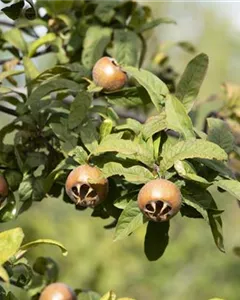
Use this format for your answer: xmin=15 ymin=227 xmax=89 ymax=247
xmin=0 ymin=0 xmax=240 ymax=299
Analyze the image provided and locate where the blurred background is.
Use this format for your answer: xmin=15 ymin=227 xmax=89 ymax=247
xmin=1 ymin=1 xmax=240 ymax=299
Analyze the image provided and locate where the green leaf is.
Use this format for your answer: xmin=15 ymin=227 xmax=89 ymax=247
xmin=136 ymin=17 xmax=176 ymax=33
xmin=153 ymin=133 xmax=161 ymax=161
xmin=176 ymin=53 xmax=209 ymax=112
xmin=9 ymin=262 xmax=33 ymax=287
xmin=24 ymin=152 xmax=48 ymax=171
xmin=1 ymin=0 xmax=24 ymax=20
xmin=182 ymin=194 xmax=209 ymax=221
xmin=49 ymin=34 xmax=70 ymax=63
xmin=15 ymin=17 xmax=47 ymax=28
xmin=174 ymin=160 xmax=210 ymax=185
xmin=24 ymin=0 xmax=37 ymax=20
xmin=28 ymin=33 xmax=56 ymax=57
xmin=0 ymin=265 xmax=9 ymax=283
xmin=28 ymin=78 xmax=80 ymax=104
xmin=32 ymin=63 xmax=89 ymax=84
xmin=207 ymin=118 xmax=234 ymax=153
xmin=0 ymin=193 xmax=18 ymax=222
xmin=215 ymin=179 xmax=240 ymax=200
xmin=160 ymin=139 xmax=227 ymax=172
xmin=94 ymin=2 xmax=117 ymax=24
xmin=144 ymin=221 xmax=169 ymax=261
xmin=68 ymin=146 xmax=88 ymax=165
xmin=101 ymin=162 xmax=154 ymax=184
xmin=79 ymin=120 xmax=99 ymax=153
xmin=0 ymin=228 xmax=24 ymax=265
xmin=32 ymin=177 xmax=45 ymax=201
xmin=116 ymin=118 xmax=142 ymax=135
xmin=197 ymin=159 xmax=233 ymax=179
xmin=78 ymin=291 xmax=101 ymax=300
xmin=0 ymin=70 xmax=24 ymax=83
xmin=142 ymin=113 xmax=166 ymax=139
xmin=50 ymin=122 xmax=77 ymax=153
xmin=3 ymin=28 xmax=28 ymax=54
xmin=109 ymin=29 xmax=142 ymax=66
xmin=166 ymin=95 xmax=195 ymax=139
xmin=68 ymin=91 xmax=92 ymax=129
xmin=23 ymin=57 xmax=39 ymax=93
xmin=19 ymin=175 xmax=33 ymax=202
xmin=114 ymin=191 xmax=138 ymax=209
xmin=38 ymin=0 xmax=73 ymax=14
xmin=33 ymin=257 xmax=58 ymax=282
xmin=6 ymin=291 xmax=18 ymax=299
xmin=0 ymin=286 xmax=6 ymax=298
xmin=128 ymin=4 xmax=151 ymax=29
xmin=234 ymin=145 xmax=240 ymax=157
xmin=106 ymin=87 xmax=151 ymax=108
xmin=94 ymin=136 xmax=154 ymax=166
xmin=87 ymin=80 xmax=103 ymax=93
xmin=208 ymin=209 xmax=225 ymax=253
xmin=114 ymin=200 xmax=144 ymax=241
xmin=44 ymin=158 xmax=75 ymax=194
xmin=123 ymin=66 xmax=169 ymax=112
xmin=100 ymin=119 xmax=113 ymax=141
xmin=82 ymin=26 xmax=112 ymax=69
xmin=18 ymin=239 xmax=68 ymax=258
xmin=194 ymin=127 xmax=208 ymax=140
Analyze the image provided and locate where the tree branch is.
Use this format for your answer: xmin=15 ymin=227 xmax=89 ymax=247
xmin=0 ymin=45 xmax=52 ymax=65
xmin=0 ymin=21 xmax=14 ymax=27
xmin=0 ymin=20 xmax=39 ymax=38
xmin=0 ymin=105 xmax=18 ymax=117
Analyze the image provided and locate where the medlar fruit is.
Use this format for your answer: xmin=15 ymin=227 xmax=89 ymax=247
xmin=39 ymin=282 xmax=77 ymax=300
xmin=137 ymin=179 xmax=182 ymax=222
xmin=92 ymin=56 xmax=127 ymax=91
xmin=0 ymin=175 xmax=8 ymax=203
xmin=65 ymin=164 xmax=108 ymax=208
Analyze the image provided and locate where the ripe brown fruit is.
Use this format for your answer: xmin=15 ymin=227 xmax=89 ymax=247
xmin=92 ymin=56 xmax=127 ymax=91
xmin=65 ymin=164 xmax=108 ymax=208
xmin=39 ymin=282 xmax=77 ymax=300
xmin=137 ymin=179 xmax=182 ymax=222
xmin=0 ymin=175 xmax=8 ymax=202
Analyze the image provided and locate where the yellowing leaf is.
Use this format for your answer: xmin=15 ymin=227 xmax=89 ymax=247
xmin=3 ymin=28 xmax=28 ymax=54
xmin=100 ymin=291 xmax=117 ymax=300
xmin=28 ymin=33 xmax=56 ymax=57
xmin=0 ymin=228 xmax=24 ymax=265
xmin=18 ymin=239 xmax=68 ymax=258
xmin=0 ymin=265 xmax=9 ymax=283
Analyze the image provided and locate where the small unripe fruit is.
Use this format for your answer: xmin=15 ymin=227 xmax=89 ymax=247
xmin=65 ymin=164 xmax=108 ymax=208
xmin=0 ymin=175 xmax=8 ymax=203
xmin=92 ymin=57 xmax=127 ymax=91
xmin=39 ymin=282 xmax=76 ymax=300
xmin=137 ymin=179 xmax=182 ymax=222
